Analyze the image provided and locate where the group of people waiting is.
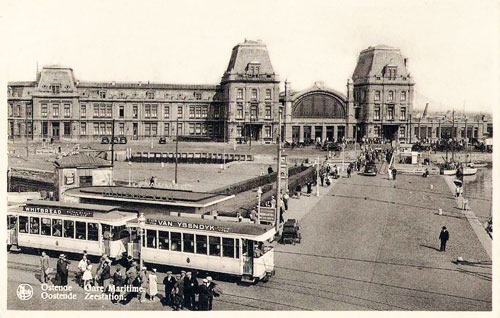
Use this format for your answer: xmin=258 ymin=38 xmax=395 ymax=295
xmin=40 ymin=251 xmax=222 ymax=310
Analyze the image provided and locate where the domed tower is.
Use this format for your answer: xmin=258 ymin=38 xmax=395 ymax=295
xmin=220 ymin=40 xmax=281 ymax=143
xmin=352 ymin=45 xmax=415 ymax=142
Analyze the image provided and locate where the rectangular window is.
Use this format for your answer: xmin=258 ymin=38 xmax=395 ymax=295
xmin=81 ymin=123 xmax=87 ymax=135
xmin=146 ymin=229 xmax=157 ymax=248
xmin=222 ymin=238 xmax=235 ymax=258
xmin=183 ymin=233 xmax=195 ymax=253
xmin=119 ymin=123 xmax=124 ymax=135
xmin=202 ymin=106 xmax=208 ymax=118
xmin=400 ymin=107 xmax=406 ymax=121
xmin=375 ymin=91 xmax=381 ymax=101
xmin=99 ymin=91 xmax=106 ymax=99
xmin=235 ymin=239 xmax=240 ymax=258
xmin=106 ymin=104 xmax=112 ymax=117
xmin=209 ymin=236 xmax=221 ymax=256
xmin=236 ymin=126 xmax=242 ymax=137
xmin=146 ymin=91 xmax=155 ymax=99
xmin=189 ymin=106 xmax=195 ymax=119
xmin=196 ymin=123 xmax=202 ymax=135
xmin=177 ymin=123 xmax=183 ymax=135
xmin=158 ymin=230 xmax=169 ymax=250
xmin=164 ymin=105 xmax=170 ymax=119
xmin=64 ymin=122 xmax=71 ymax=136
xmin=196 ymin=235 xmax=207 ymax=254
xmin=399 ymin=126 xmax=406 ymax=138
xmin=400 ymin=91 xmax=407 ymax=101
xmin=119 ymin=106 xmax=124 ymax=118
xmin=93 ymin=104 xmax=99 ymax=117
xmin=265 ymin=126 xmax=272 ymax=138
xmin=133 ymin=105 xmax=138 ymax=118
xmin=81 ymin=105 xmax=86 ymax=118
xmin=388 ymin=106 xmax=394 ymax=120
xmin=236 ymin=103 xmax=244 ymax=119
xmin=250 ymin=104 xmax=258 ymax=120
xmin=88 ymin=223 xmax=98 ymax=241
xmin=237 ymin=88 xmax=243 ymax=100
xmin=50 ymin=84 xmax=61 ymax=94
xmin=374 ymin=126 xmax=381 ymax=137
xmin=75 ymin=221 xmax=86 ymax=240
xmin=388 ymin=91 xmax=394 ymax=101
xmin=214 ymin=106 xmax=220 ymax=119
xmin=164 ymin=123 xmax=170 ymax=136
xmin=64 ymin=220 xmax=75 ymax=238
xmin=64 ymin=104 xmax=71 ymax=117
xmin=195 ymin=92 xmax=202 ymax=100
xmin=26 ymin=104 xmax=32 ymax=117
xmin=93 ymin=123 xmax=99 ymax=135
xmin=374 ymin=107 xmax=380 ymax=121
xmin=177 ymin=106 xmax=183 ymax=118
xmin=19 ymin=216 xmax=28 ymax=233
xmin=52 ymin=104 xmax=59 ymax=117
xmin=195 ymin=106 xmax=201 ymax=119
xmin=265 ymin=105 xmax=272 ymax=119
xmin=144 ymin=123 xmax=158 ymax=136
xmin=41 ymin=104 xmax=48 ymax=117
xmin=151 ymin=104 xmax=157 ymax=118
xmin=265 ymin=89 xmax=272 ymax=100
xmin=42 ymin=218 xmax=52 ymax=236
xmin=30 ymin=217 xmax=40 ymax=234
xmin=170 ymin=232 xmax=181 ymax=251
xmin=189 ymin=123 xmax=195 ymax=135
xmin=106 ymin=122 xmax=112 ymax=135
xmin=52 ymin=219 xmax=62 ymax=237
xmin=15 ymin=105 xmax=21 ymax=117
xmin=251 ymin=88 xmax=258 ymax=100
xmin=9 ymin=103 xmax=13 ymax=117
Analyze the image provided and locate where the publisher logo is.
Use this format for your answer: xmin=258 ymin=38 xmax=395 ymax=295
xmin=17 ymin=284 xmax=34 ymax=301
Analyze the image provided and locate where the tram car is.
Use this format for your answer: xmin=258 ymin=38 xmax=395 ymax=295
xmin=126 ymin=213 xmax=276 ymax=282
xmin=7 ymin=200 xmax=137 ymax=258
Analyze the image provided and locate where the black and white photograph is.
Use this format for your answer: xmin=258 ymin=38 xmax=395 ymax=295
xmin=2 ymin=0 xmax=498 ymax=315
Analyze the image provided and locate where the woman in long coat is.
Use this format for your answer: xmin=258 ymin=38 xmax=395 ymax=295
xmin=148 ymin=268 xmax=158 ymax=301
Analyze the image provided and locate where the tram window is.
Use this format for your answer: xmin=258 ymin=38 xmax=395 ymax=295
xmin=76 ymin=221 xmax=87 ymax=240
xmin=195 ymin=235 xmax=207 ymax=255
xmin=171 ymin=232 xmax=181 ymax=252
xmin=41 ymin=218 xmax=51 ymax=236
xmin=52 ymin=219 xmax=62 ymax=237
xmin=158 ymin=231 xmax=169 ymax=250
xmin=222 ymin=238 xmax=235 ymax=258
xmin=102 ymin=224 xmax=112 ymax=240
xmin=7 ymin=216 xmax=17 ymax=230
xmin=209 ymin=236 xmax=221 ymax=257
xmin=115 ymin=225 xmax=128 ymax=240
xmin=183 ymin=233 xmax=194 ymax=253
xmin=235 ymin=238 xmax=240 ymax=258
xmin=29 ymin=217 xmax=40 ymax=234
xmin=19 ymin=216 xmax=28 ymax=233
xmin=88 ymin=223 xmax=98 ymax=241
xmin=146 ymin=229 xmax=157 ymax=248
xmin=64 ymin=220 xmax=74 ymax=238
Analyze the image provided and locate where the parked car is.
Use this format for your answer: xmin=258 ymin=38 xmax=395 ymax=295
xmin=119 ymin=136 xmax=127 ymax=144
xmin=101 ymin=136 xmax=110 ymax=144
xmin=159 ymin=137 xmax=167 ymax=144
xmin=112 ymin=136 xmax=119 ymax=144
xmin=363 ymin=161 xmax=378 ymax=176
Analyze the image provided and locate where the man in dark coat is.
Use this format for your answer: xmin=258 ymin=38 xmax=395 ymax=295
xmin=206 ymin=276 xmax=220 ymax=311
xmin=439 ymin=226 xmax=450 ymax=251
xmin=56 ymin=254 xmax=70 ymax=286
xmin=183 ymin=272 xmax=193 ymax=309
xmin=101 ymin=260 xmax=112 ymax=292
xmin=112 ymin=267 xmax=125 ymax=303
xmin=163 ymin=271 xmax=176 ymax=305
xmin=198 ymin=279 xmax=210 ymax=311
xmin=267 ymin=165 xmax=273 ymax=174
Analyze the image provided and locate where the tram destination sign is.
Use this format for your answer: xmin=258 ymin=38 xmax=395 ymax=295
xmin=23 ymin=206 xmax=94 ymax=218
xmin=146 ymin=219 xmax=231 ymax=233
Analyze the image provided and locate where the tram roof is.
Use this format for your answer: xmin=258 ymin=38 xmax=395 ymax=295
xmin=25 ymin=199 xmax=124 ymax=212
xmin=128 ymin=213 xmax=274 ymax=237
xmin=64 ymin=186 xmax=235 ymax=208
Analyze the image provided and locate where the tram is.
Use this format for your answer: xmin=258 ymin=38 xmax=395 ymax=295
xmin=7 ymin=200 xmax=137 ymax=258
xmin=126 ymin=213 xmax=276 ymax=282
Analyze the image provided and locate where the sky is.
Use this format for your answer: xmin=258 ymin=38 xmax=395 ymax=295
xmin=3 ymin=0 xmax=499 ymax=113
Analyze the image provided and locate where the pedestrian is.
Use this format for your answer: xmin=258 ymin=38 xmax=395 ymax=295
xmin=267 ymin=165 xmax=274 ymax=174
xmin=148 ymin=268 xmax=158 ymax=301
xmin=163 ymin=271 xmax=176 ymax=305
xmin=95 ymin=255 xmax=107 ymax=286
xmin=198 ymin=278 xmax=210 ymax=311
xmin=270 ymin=196 xmax=276 ymax=208
xmin=149 ymin=176 xmax=155 ymax=187
xmin=183 ymin=272 xmax=192 ymax=309
xmin=306 ymin=182 xmax=312 ymax=194
xmin=171 ymin=276 xmax=183 ymax=311
xmin=112 ymin=267 xmax=125 ymax=303
xmin=320 ymin=173 xmax=324 ymax=186
xmin=392 ymin=168 xmax=397 ymax=180
xmin=283 ymin=191 xmax=289 ymax=210
xmin=347 ymin=165 xmax=352 ymax=178
xmin=101 ymin=259 xmax=112 ymax=292
xmin=139 ymin=267 xmax=149 ymax=302
xmin=56 ymin=254 xmax=70 ymax=286
xmin=177 ymin=272 xmax=186 ymax=309
xmin=439 ymin=226 xmax=450 ymax=252
xmin=83 ymin=261 xmax=93 ymax=289
xmin=77 ymin=255 xmax=87 ymax=286
xmin=126 ymin=261 xmax=138 ymax=286
xmin=206 ymin=276 xmax=221 ymax=311
xmin=456 ymin=186 xmax=462 ymax=198
xmin=40 ymin=251 xmax=50 ymax=284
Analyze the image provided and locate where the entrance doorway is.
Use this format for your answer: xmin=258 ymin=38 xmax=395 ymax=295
xmin=326 ymin=126 xmax=334 ymax=141
xmin=242 ymin=239 xmax=254 ymax=276
xmin=337 ymin=126 xmax=345 ymax=142
xmin=382 ymin=125 xmax=399 ymax=141
xmin=52 ymin=122 xmax=60 ymax=140
xmin=133 ymin=123 xmax=138 ymax=140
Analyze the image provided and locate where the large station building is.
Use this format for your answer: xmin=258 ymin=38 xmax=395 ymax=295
xmin=7 ymin=40 xmax=492 ymax=144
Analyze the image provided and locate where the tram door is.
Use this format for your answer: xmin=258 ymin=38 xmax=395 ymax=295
xmin=7 ymin=216 xmax=18 ymax=245
xmin=102 ymin=224 xmax=111 ymax=256
xmin=242 ymin=239 xmax=254 ymax=276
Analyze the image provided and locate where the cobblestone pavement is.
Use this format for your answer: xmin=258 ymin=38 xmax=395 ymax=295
xmin=7 ymin=171 xmax=491 ymax=311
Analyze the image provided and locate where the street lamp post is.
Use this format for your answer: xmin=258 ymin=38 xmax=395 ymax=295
xmin=128 ymin=161 xmax=132 ymax=186
xmin=138 ymin=212 xmax=146 ymax=269
xmin=257 ymin=187 xmax=262 ymax=224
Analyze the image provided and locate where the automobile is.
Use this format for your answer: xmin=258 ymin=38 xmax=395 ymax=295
xmin=101 ymin=136 xmax=110 ymax=144
xmin=119 ymin=136 xmax=128 ymax=144
xmin=363 ymin=162 xmax=378 ymax=176
xmin=322 ymin=142 xmax=342 ymax=152
xmin=112 ymin=137 xmax=119 ymax=144
xmin=159 ymin=137 xmax=167 ymax=144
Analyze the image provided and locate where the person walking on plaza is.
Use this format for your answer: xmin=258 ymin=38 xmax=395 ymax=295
xmin=112 ymin=267 xmax=125 ymax=303
xmin=439 ymin=226 xmax=450 ymax=252
xmin=83 ymin=261 xmax=93 ymax=289
xmin=206 ymin=276 xmax=221 ymax=311
xmin=95 ymin=254 xmax=107 ymax=286
xmin=391 ymin=168 xmax=397 ymax=180
xmin=139 ymin=267 xmax=149 ymax=302
xmin=40 ymin=251 xmax=50 ymax=284
xmin=198 ymin=279 xmax=210 ymax=311
xmin=101 ymin=259 xmax=112 ymax=292
xmin=163 ymin=271 xmax=176 ymax=305
xmin=77 ymin=255 xmax=87 ymax=286
xmin=320 ymin=172 xmax=325 ymax=186
xmin=347 ymin=165 xmax=352 ymax=178
xmin=283 ymin=191 xmax=289 ymax=210
xmin=56 ymin=254 xmax=70 ymax=286
xmin=148 ymin=268 xmax=159 ymax=301
xmin=171 ymin=276 xmax=183 ymax=311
